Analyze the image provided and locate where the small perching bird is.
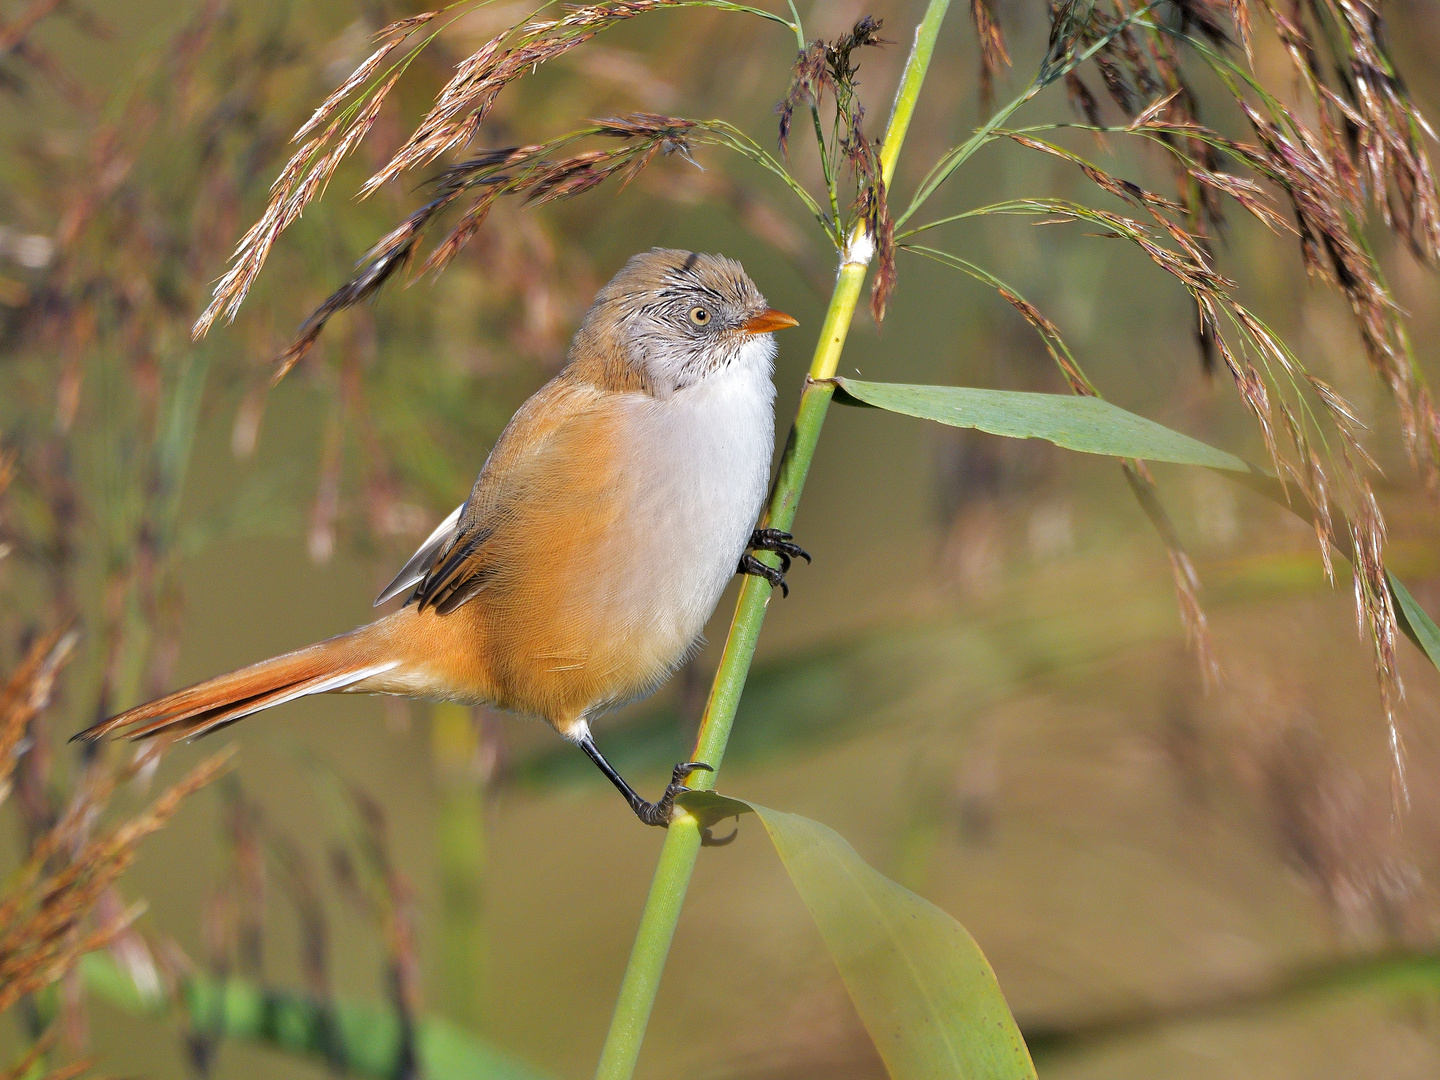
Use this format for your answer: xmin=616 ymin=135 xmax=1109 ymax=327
xmin=77 ymin=249 xmax=806 ymax=826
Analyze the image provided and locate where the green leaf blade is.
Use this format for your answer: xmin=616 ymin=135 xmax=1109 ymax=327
xmin=831 ymin=379 xmax=1440 ymax=684
xmin=743 ymin=802 xmax=1035 ymax=1080
xmin=834 ymin=378 xmax=1252 ymax=473
xmin=1389 ymin=571 xmax=1440 ymax=672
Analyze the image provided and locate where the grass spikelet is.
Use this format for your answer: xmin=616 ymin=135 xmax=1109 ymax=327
xmin=1128 ymin=88 xmax=1182 ymax=130
xmin=1171 ymin=0 xmax=1231 ymax=46
xmin=1228 ymin=0 xmax=1252 ymax=60
xmin=192 ymin=28 xmax=423 ymax=338
xmin=356 ymin=30 xmax=509 ymax=199
xmin=866 ymin=172 xmax=895 ymax=323
xmin=1000 ymin=285 xmax=1095 ymax=395
xmin=362 ymin=1 xmax=693 ymax=200
xmin=1305 ymin=444 xmax=1337 ymax=583
xmin=1346 ymin=480 xmax=1405 ymax=804
xmin=969 ymin=0 xmax=1011 ymax=107
xmin=291 ymin=15 xmax=431 ymax=145
xmin=1213 ymin=323 xmax=1280 ymax=471
xmin=1231 ymin=94 xmax=1437 ymax=485
xmin=198 ymin=2 xmax=694 ymax=339
xmin=0 ymin=628 xmax=77 ymax=805
xmin=0 ymin=747 xmax=234 ymax=1014
xmin=274 ymin=114 xmax=703 ymax=379
xmin=777 ymin=41 xmax=829 ymax=158
xmin=1004 ymin=132 xmax=1184 ymax=211
xmin=272 ymin=208 xmax=429 ymax=382
xmin=1125 ymin=459 xmax=1219 ymax=686
xmin=1064 ymin=72 xmax=1104 ymax=129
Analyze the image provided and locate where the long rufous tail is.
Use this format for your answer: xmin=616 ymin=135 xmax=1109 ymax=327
xmin=73 ymin=625 xmax=400 ymax=744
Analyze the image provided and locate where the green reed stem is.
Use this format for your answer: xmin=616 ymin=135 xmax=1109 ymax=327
xmin=590 ymin=4 xmax=950 ymax=1078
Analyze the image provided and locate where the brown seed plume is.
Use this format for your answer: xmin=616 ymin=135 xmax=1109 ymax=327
xmin=0 ymin=746 xmax=233 ymax=1014
xmin=273 ymin=115 xmax=703 ymax=381
xmin=1019 ymin=0 xmax=1427 ymax=723
xmin=970 ymin=0 xmax=1011 ymax=107
xmin=195 ymin=2 xmax=694 ymax=340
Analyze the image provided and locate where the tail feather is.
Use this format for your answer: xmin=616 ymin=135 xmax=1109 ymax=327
xmin=74 ymin=632 xmax=395 ymax=743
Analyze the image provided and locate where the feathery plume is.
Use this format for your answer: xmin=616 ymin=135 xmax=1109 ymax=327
xmin=970 ymin=0 xmax=1011 ymax=107
xmin=195 ymin=2 xmax=693 ymax=339
xmin=273 ymin=115 xmax=703 ymax=380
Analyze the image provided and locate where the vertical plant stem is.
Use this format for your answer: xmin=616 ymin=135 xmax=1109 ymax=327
xmin=116 ymin=344 xmax=215 ymax=709
xmin=432 ymin=702 xmax=489 ymax=1030
xmin=591 ymin=4 xmax=950 ymax=1078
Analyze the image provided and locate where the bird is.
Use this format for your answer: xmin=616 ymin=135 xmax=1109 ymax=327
xmin=75 ymin=248 xmax=808 ymax=827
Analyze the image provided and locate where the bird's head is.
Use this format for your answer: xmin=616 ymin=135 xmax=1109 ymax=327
xmin=571 ymin=248 xmax=797 ymax=396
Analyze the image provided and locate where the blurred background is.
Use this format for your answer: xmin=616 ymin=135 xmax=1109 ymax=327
xmin=3 ymin=1 xmax=1440 ymax=1078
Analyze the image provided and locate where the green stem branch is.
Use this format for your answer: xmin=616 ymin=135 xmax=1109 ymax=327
xmin=589 ymin=4 xmax=951 ymax=1079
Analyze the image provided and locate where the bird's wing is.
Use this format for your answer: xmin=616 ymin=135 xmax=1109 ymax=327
xmin=406 ymin=376 xmax=622 ymax=616
xmin=374 ymin=503 xmax=465 ymax=607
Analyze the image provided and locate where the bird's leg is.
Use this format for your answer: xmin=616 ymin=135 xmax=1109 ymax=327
xmin=737 ymin=528 xmax=811 ymax=597
xmin=577 ymin=734 xmax=712 ymax=827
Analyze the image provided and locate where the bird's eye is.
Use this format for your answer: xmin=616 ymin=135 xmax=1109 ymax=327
xmin=688 ymin=306 xmax=711 ymax=326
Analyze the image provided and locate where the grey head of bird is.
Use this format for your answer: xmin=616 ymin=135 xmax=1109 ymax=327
xmin=568 ymin=248 xmax=796 ymax=396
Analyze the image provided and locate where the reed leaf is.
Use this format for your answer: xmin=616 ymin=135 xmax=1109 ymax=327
xmin=1388 ymin=573 xmax=1440 ymax=675
xmin=832 ymin=379 xmax=1251 ymax=471
xmin=679 ymin=793 xmax=1036 ymax=1080
xmin=831 ymin=378 xmax=1440 ymax=679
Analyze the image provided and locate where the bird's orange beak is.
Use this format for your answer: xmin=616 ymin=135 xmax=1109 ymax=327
xmin=741 ymin=308 xmax=799 ymax=335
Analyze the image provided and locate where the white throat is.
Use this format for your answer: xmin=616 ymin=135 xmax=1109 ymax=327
xmin=638 ymin=322 xmax=779 ymax=396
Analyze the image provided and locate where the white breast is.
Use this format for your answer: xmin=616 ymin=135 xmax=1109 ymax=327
xmin=610 ymin=336 xmax=776 ymax=670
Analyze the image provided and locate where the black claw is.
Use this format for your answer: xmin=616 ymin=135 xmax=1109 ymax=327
xmin=635 ymin=761 xmax=714 ymax=827
xmin=740 ymin=529 xmax=809 ymax=598
xmin=738 ymin=552 xmax=788 ymax=597
xmin=749 ymin=528 xmax=811 ymax=565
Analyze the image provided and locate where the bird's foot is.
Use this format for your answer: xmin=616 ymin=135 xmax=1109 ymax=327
xmin=737 ymin=529 xmax=809 ymax=598
xmin=750 ymin=528 xmax=811 ymax=571
xmin=635 ymin=761 xmax=713 ymax=827
xmin=738 ymin=553 xmax=788 ymax=596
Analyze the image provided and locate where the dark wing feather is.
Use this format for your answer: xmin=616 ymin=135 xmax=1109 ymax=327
xmin=374 ymin=503 xmax=464 ymax=606
xmin=413 ymin=526 xmax=496 ymax=613
xmin=401 ymin=374 xmax=606 ymax=617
